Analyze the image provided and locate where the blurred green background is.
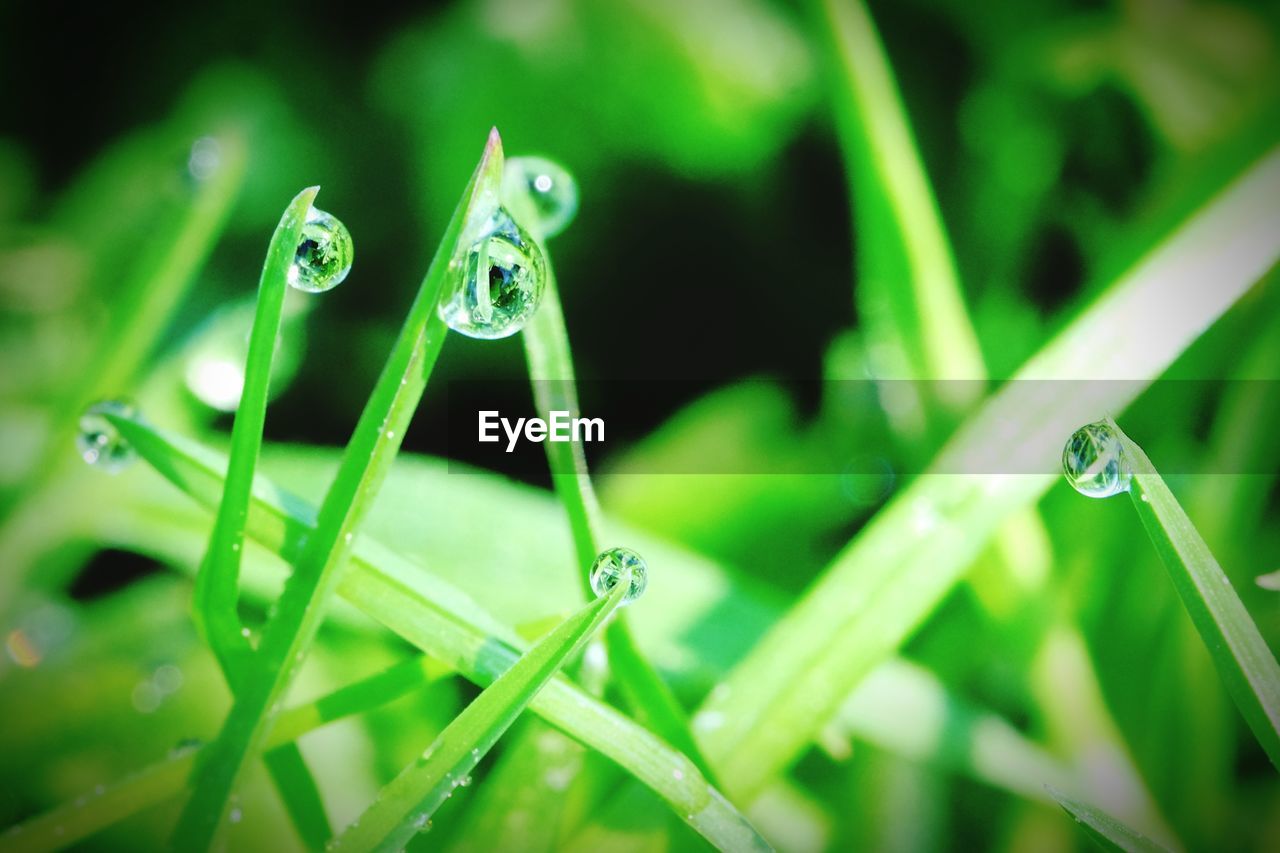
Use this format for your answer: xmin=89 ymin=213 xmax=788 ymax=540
xmin=1 ymin=0 xmax=1279 ymax=850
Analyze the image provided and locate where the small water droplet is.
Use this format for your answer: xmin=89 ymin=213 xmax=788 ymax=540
xmin=439 ymin=207 xmax=546 ymax=339
xmin=502 ymin=156 xmax=579 ymax=238
xmin=1062 ymin=421 xmax=1131 ymax=498
xmin=240 ymin=627 xmax=252 ymax=638
xmin=288 ymin=207 xmax=353 ymax=293
xmin=589 ymin=547 xmax=648 ymax=606
xmin=76 ymin=400 xmax=137 ymax=473
xmin=459 ymin=775 xmax=472 ymax=787
xmin=228 ymin=807 xmax=243 ymax=824
xmin=170 ymin=737 xmax=204 ymax=758
xmin=672 ymin=768 xmax=685 ymax=781
xmin=187 ymin=137 xmax=222 ymax=182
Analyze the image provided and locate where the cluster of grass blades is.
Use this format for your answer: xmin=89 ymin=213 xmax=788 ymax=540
xmin=3 ymin=4 xmax=1279 ymax=849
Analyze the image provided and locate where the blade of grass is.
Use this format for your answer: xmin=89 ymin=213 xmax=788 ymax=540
xmin=188 ymin=185 xmax=332 ymax=847
xmin=520 ymin=256 xmax=717 ymax=782
xmin=815 ymin=0 xmax=985 ymax=413
xmin=171 ymin=130 xmax=506 ymax=847
xmin=0 ymin=130 xmax=246 ymax=608
xmin=331 ymin=576 xmax=633 ymax=853
xmin=1114 ymin=421 xmax=1280 ymax=769
xmin=694 ymin=145 xmax=1280 ymax=799
xmin=0 ymin=655 xmax=449 ymax=853
xmin=192 ymin=185 xmax=318 ymax=676
xmin=1047 ymin=787 xmax=1170 ymax=853
xmin=101 ymin=412 xmax=773 ymax=851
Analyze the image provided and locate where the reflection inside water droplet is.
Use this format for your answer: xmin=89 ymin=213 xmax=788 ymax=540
xmin=76 ymin=400 xmax=137 ymax=473
xmin=589 ymin=547 xmax=648 ymax=606
xmin=439 ymin=206 xmax=546 ymax=339
xmin=289 ymin=207 xmax=353 ymax=293
xmin=1062 ymin=421 xmax=1131 ymax=498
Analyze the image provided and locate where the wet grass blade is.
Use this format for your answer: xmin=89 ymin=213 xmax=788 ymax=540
xmin=171 ymin=130 xmax=505 ymax=848
xmin=189 ymin=185 xmax=331 ymax=847
xmin=1 ymin=656 xmax=447 ymax=853
xmin=1047 ymin=787 xmax=1170 ymax=853
xmin=521 ymin=261 xmax=717 ymax=781
xmin=1115 ymin=422 xmax=1280 ymax=769
xmin=695 ymin=146 xmax=1280 ymax=799
xmin=100 ymin=413 xmax=772 ymax=851
xmin=193 ymin=185 xmax=317 ymax=676
xmin=330 ymin=579 xmax=631 ymax=853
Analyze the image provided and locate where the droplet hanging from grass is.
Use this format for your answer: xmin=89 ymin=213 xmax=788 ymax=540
xmin=439 ymin=207 xmax=546 ymax=339
xmin=288 ymin=208 xmax=353 ymax=293
xmin=1062 ymin=420 xmax=1131 ymax=498
xmin=502 ymin=156 xmax=579 ymax=238
xmin=76 ymin=400 xmax=137 ymax=473
xmin=589 ymin=547 xmax=648 ymax=606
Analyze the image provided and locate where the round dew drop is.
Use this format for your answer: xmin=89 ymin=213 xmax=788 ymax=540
xmin=1062 ymin=421 xmax=1131 ymax=498
xmin=289 ymin=207 xmax=353 ymax=293
xmin=502 ymin=156 xmax=579 ymax=238
xmin=589 ymin=547 xmax=648 ymax=606
xmin=439 ymin=207 xmax=547 ymax=339
xmin=76 ymin=400 xmax=138 ymax=473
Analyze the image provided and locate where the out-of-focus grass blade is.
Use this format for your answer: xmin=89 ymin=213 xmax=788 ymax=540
xmin=521 ymin=258 xmax=716 ymax=781
xmin=815 ymin=0 xmax=985 ymax=418
xmin=1115 ymin=422 xmax=1280 ymax=769
xmin=331 ymin=578 xmax=632 ymax=853
xmin=696 ymin=146 xmax=1280 ymax=799
xmin=0 ymin=130 xmax=245 ymax=608
xmin=171 ymin=130 xmax=505 ymax=848
xmin=194 ymin=185 xmax=316 ymax=676
xmin=1047 ymin=787 xmax=1170 ymax=853
xmin=0 ymin=655 xmax=448 ymax=853
xmin=103 ymin=413 xmax=770 ymax=850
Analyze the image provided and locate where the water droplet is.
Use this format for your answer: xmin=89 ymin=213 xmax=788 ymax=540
xmin=672 ymin=768 xmax=685 ymax=781
xmin=170 ymin=737 xmax=204 ymax=757
xmin=502 ymin=156 xmax=579 ymax=238
xmin=228 ymin=807 xmax=243 ymax=824
xmin=187 ymin=137 xmax=222 ymax=182
xmin=76 ymin=400 xmax=137 ymax=473
xmin=1062 ymin=421 xmax=1131 ymax=498
xmin=439 ymin=207 xmax=546 ymax=339
xmin=589 ymin=547 xmax=648 ymax=606
xmin=288 ymin=208 xmax=353 ymax=293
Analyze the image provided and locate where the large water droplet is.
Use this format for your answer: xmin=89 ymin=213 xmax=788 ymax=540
xmin=502 ymin=156 xmax=578 ymax=238
xmin=439 ymin=207 xmax=546 ymax=339
xmin=288 ymin=208 xmax=353 ymax=293
xmin=76 ymin=400 xmax=137 ymax=473
xmin=589 ymin=547 xmax=648 ymax=606
xmin=1063 ymin=421 xmax=1131 ymax=498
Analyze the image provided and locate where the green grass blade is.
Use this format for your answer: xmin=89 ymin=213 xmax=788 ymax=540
xmin=0 ymin=130 xmax=245 ymax=607
xmin=0 ymin=655 xmax=446 ymax=853
xmin=1047 ymin=787 xmax=1170 ymax=853
xmin=193 ymin=185 xmax=318 ymax=676
xmin=695 ymin=145 xmax=1280 ymax=799
xmin=100 ymin=413 xmax=772 ymax=851
xmin=171 ymin=130 xmax=505 ymax=848
xmin=331 ymin=579 xmax=631 ymax=853
xmin=184 ymin=186 xmax=331 ymax=849
xmin=521 ymin=257 xmax=717 ymax=781
xmin=815 ymin=0 xmax=985 ymax=397
xmin=1115 ymin=422 xmax=1280 ymax=769
xmin=263 ymin=745 xmax=334 ymax=850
